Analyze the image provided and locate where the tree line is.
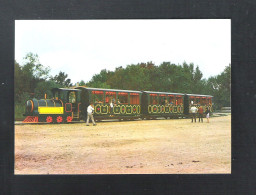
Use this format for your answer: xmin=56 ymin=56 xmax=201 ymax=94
xmin=15 ymin=53 xmax=230 ymax=119
xmin=85 ymin=62 xmax=230 ymax=110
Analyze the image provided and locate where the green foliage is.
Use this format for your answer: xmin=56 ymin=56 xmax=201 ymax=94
xmin=15 ymin=53 xmax=51 ymax=103
xmin=14 ymin=91 xmax=30 ymax=120
xmin=15 ymin=61 xmax=25 ymax=102
xmin=34 ymin=81 xmax=62 ymax=99
xmin=205 ymin=64 xmax=231 ymax=109
xmin=86 ymin=61 xmax=206 ymax=93
xmin=87 ymin=62 xmax=231 ymax=109
xmin=87 ymin=81 xmax=111 ymax=89
xmin=86 ymin=69 xmax=113 ymax=89
xmin=15 ymin=104 xmax=26 ymax=120
xmin=106 ymin=64 xmax=152 ymax=90
xmin=79 ymin=80 xmax=86 ymax=86
xmin=50 ymin=71 xmax=72 ymax=87
xmin=23 ymin=52 xmax=50 ymax=80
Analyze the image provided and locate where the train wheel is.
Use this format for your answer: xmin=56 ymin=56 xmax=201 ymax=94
xmin=46 ymin=116 xmax=53 ymax=123
xmin=66 ymin=116 xmax=73 ymax=122
xmin=56 ymin=116 xmax=63 ymax=123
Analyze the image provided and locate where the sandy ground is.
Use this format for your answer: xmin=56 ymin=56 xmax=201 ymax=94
xmin=15 ymin=115 xmax=231 ymax=174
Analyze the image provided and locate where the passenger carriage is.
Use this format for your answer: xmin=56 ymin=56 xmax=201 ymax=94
xmin=141 ymin=91 xmax=185 ymax=119
xmin=186 ymin=94 xmax=213 ymax=114
xmin=76 ymin=87 xmax=142 ymax=121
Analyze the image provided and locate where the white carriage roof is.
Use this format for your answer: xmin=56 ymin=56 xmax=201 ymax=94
xmin=52 ymin=88 xmax=81 ymax=91
xmin=143 ymin=91 xmax=184 ymax=95
xmin=186 ymin=94 xmax=213 ymax=97
xmin=76 ymin=87 xmax=142 ymax=93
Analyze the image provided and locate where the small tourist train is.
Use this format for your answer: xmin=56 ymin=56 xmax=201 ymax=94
xmin=23 ymin=87 xmax=213 ymax=123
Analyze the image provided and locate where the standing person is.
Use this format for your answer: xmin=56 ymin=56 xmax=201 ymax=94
xmin=190 ymin=105 xmax=198 ymax=123
xmin=110 ymin=100 xmax=114 ymax=116
xmin=205 ymin=107 xmax=210 ymax=123
xmin=86 ymin=103 xmax=96 ymax=126
xmin=198 ymin=106 xmax=204 ymax=122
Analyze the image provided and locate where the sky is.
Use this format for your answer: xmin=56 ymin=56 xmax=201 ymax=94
xmin=15 ymin=19 xmax=231 ymax=84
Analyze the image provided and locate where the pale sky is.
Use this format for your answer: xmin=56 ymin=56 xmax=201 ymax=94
xmin=15 ymin=19 xmax=231 ymax=84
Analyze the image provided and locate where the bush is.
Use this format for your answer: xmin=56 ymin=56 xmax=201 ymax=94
xmin=15 ymin=92 xmax=30 ymax=121
xmin=15 ymin=103 xmax=26 ymax=121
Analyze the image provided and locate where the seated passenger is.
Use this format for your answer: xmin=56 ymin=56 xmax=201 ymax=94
xmin=105 ymin=97 xmax=109 ymax=103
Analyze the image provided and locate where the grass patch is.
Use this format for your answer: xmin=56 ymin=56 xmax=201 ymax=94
xmin=15 ymin=104 xmax=25 ymax=121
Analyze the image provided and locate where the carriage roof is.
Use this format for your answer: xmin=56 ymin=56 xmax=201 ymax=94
xmin=186 ymin=94 xmax=213 ymax=98
xmin=76 ymin=87 xmax=142 ymax=94
xmin=143 ymin=91 xmax=184 ymax=96
xmin=51 ymin=88 xmax=81 ymax=92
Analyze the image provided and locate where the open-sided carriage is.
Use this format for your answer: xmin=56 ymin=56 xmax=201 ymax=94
xmin=186 ymin=94 xmax=213 ymax=114
xmin=141 ymin=91 xmax=185 ymax=119
xmin=76 ymin=87 xmax=142 ymax=121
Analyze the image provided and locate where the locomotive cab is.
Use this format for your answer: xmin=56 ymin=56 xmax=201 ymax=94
xmin=51 ymin=88 xmax=81 ymax=122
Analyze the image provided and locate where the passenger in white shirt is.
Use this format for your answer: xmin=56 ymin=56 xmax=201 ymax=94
xmin=110 ymin=100 xmax=114 ymax=117
xmin=86 ymin=103 xmax=96 ymax=126
xmin=190 ymin=105 xmax=198 ymax=123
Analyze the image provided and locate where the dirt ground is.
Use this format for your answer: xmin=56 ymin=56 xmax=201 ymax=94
xmin=15 ymin=115 xmax=231 ymax=174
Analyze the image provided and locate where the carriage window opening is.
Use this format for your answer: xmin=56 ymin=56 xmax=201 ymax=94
xmin=165 ymin=96 xmax=169 ymax=105
xmin=118 ymin=92 xmax=128 ymax=104
xmin=159 ymin=95 xmax=167 ymax=105
xmin=92 ymin=91 xmax=104 ymax=104
xmin=201 ymin=98 xmax=206 ymax=105
xmin=76 ymin=91 xmax=81 ymax=102
xmin=68 ymin=92 xmax=76 ymax=103
xmin=105 ymin=91 xmax=117 ymax=104
xmin=190 ymin=97 xmax=195 ymax=105
xmin=130 ymin=93 xmax=139 ymax=105
xmin=150 ymin=94 xmax=158 ymax=105
xmin=54 ymin=92 xmax=59 ymax=100
xmin=196 ymin=97 xmax=200 ymax=104
xmin=61 ymin=91 xmax=66 ymax=101
xmin=203 ymin=98 xmax=208 ymax=105
xmin=169 ymin=96 xmax=175 ymax=105
xmin=176 ymin=96 xmax=183 ymax=105
xmin=198 ymin=98 xmax=202 ymax=105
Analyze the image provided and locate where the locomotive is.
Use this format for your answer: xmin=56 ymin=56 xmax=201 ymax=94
xmin=23 ymin=86 xmax=213 ymax=123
